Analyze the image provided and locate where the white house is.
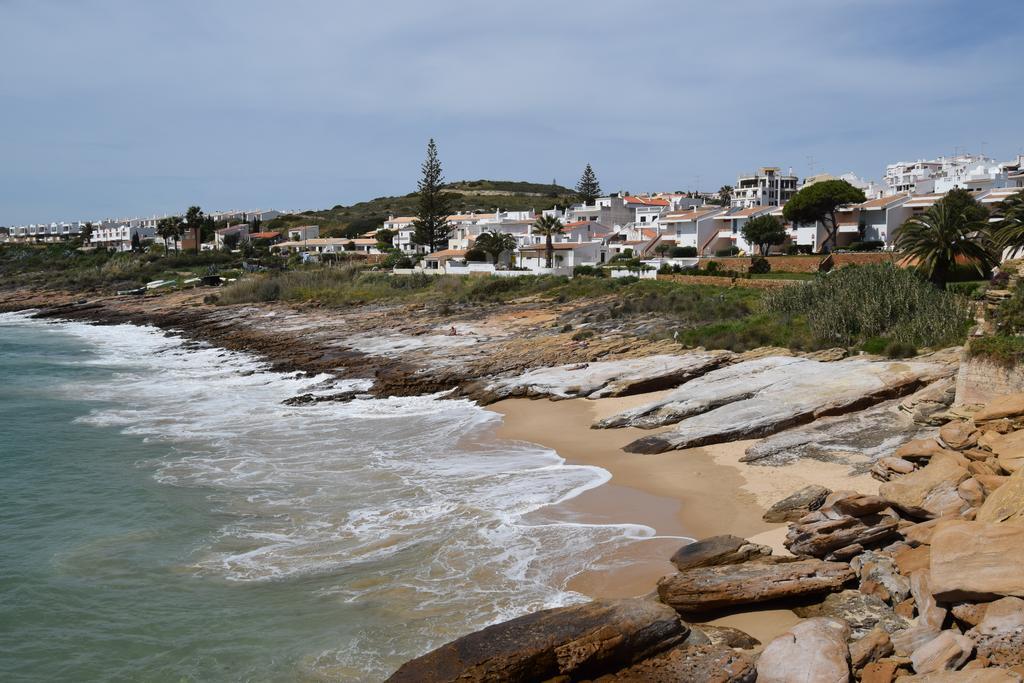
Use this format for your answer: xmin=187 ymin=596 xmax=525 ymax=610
xmin=731 ymin=167 xmax=799 ymax=208
xmin=214 ymin=225 xmax=250 ymax=248
xmin=91 ymin=222 xmax=156 ymax=251
xmin=286 ymin=225 xmax=320 ymax=242
xmin=516 ymin=241 xmax=604 ymax=270
xmin=659 ymin=207 xmax=726 ymax=254
xmin=704 ymin=206 xmax=785 ymax=255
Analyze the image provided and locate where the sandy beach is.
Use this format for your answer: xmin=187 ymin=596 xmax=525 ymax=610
xmin=491 ymin=391 xmax=881 ymax=642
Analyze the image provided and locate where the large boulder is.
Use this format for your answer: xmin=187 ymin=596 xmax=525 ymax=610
xmin=973 ymin=393 xmax=1024 ymax=423
xmin=976 ymin=466 xmax=1024 ymax=523
xmin=909 ymin=630 xmax=974 ymax=675
xmin=930 ymin=520 xmax=1024 ymax=601
xmin=854 ymin=550 xmax=912 ymax=604
xmin=879 ymin=452 xmax=969 ymax=519
xmin=850 ymin=627 xmax=894 ymax=670
xmin=755 ymin=617 xmax=851 ymax=683
xmin=967 ymin=596 xmax=1024 ymax=668
xmin=657 ymin=558 xmax=853 ymax=615
xmin=596 ymin=643 xmax=756 ymax=682
xmin=785 ymin=508 xmax=901 ymax=560
xmin=669 ymin=535 xmax=772 ymax=571
xmin=979 ymin=430 xmax=1024 ymax=474
xmin=385 ymin=599 xmax=688 ymax=683
xmin=763 ymin=484 xmax=831 ymax=523
xmin=793 ymin=590 xmax=909 ymax=639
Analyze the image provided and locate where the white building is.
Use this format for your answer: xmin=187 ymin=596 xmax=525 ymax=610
xmin=91 ymin=222 xmax=156 ymax=251
xmin=659 ymin=207 xmax=727 ymax=254
xmin=883 ymin=153 xmax=1021 ymax=196
xmin=286 ymin=225 xmax=320 ymax=242
xmin=516 ymin=241 xmax=605 ymax=270
xmin=731 ymin=167 xmax=799 ymax=208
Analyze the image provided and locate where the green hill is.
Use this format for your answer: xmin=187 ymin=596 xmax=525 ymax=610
xmin=263 ymin=180 xmax=576 ymax=238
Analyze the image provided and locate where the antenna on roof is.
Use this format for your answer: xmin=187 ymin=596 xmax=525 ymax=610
xmin=806 ymin=156 xmax=816 ymax=176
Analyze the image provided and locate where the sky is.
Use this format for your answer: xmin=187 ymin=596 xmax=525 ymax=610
xmin=2 ymin=0 xmax=1022 ymax=225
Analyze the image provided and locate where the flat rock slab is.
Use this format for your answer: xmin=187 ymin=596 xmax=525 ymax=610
xmin=669 ymin=535 xmax=772 ymax=571
xmin=793 ymin=590 xmax=910 ymax=639
xmin=466 ymin=352 xmax=731 ymax=404
xmin=386 ymin=599 xmax=688 ymax=683
xmin=595 ymin=643 xmax=756 ymax=682
xmin=744 ymin=386 xmax=945 ymax=467
xmin=602 ymin=357 xmax=953 ymax=453
xmin=657 ymin=558 xmax=854 ymax=615
xmin=930 ymin=520 xmax=1024 ymax=601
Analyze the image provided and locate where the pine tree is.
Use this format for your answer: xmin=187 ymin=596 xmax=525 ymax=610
xmin=412 ymin=139 xmax=453 ymax=253
xmin=575 ymin=164 xmax=601 ymax=205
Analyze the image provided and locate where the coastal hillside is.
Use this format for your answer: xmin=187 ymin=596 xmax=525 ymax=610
xmin=264 ymin=179 xmax=576 ymax=238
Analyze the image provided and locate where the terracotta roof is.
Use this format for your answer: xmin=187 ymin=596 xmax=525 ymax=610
xmin=426 ymin=249 xmax=466 ymax=259
xmin=249 ymin=231 xmax=281 ymax=239
xmin=624 ymin=196 xmax=670 ymax=206
xmin=661 ymin=208 xmax=721 ymax=222
xmin=858 ymin=193 xmax=911 ymax=210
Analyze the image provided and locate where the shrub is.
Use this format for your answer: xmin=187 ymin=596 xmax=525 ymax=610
xmin=885 ymin=340 xmax=918 ymax=358
xmin=464 ymin=248 xmax=487 ymax=262
xmin=749 ymin=256 xmax=771 ymax=274
xmin=763 ymin=263 xmax=971 ymax=349
xmin=571 ymin=329 xmax=595 ymax=341
xmin=705 ymin=261 xmax=720 ymax=274
xmin=714 ymin=247 xmax=740 ymax=257
xmin=670 ymin=246 xmax=697 ymax=258
xmin=968 ymin=335 xmax=1024 ymax=366
xmin=848 ymin=240 xmax=884 ymax=252
xmin=573 ymin=265 xmax=600 ymax=277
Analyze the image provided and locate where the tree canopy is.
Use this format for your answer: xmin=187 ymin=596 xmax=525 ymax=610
xmin=782 ymin=180 xmax=866 ymax=253
xmin=993 ymin=189 xmax=1024 ymax=257
xmin=895 ymin=190 xmax=995 ymax=288
xmin=412 ymin=139 xmax=454 ymax=254
xmin=741 ymin=214 xmax=788 ymax=255
xmin=475 ymin=230 xmax=516 ymax=265
xmin=532 ymin=215 xmax=564 ymax=268
xmin=575 ymin=164 xmax=601 ymax=205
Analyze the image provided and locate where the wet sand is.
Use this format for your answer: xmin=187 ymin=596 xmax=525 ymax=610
xmin=491 ymin=392 xmax=879 ymax=643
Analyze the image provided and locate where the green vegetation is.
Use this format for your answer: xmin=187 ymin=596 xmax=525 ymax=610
xmin=532 ymin=215 xmax=565 ymax=268
xmin=412 ymin=139 xmax=455 ymax=253
xmin=575 ymin=164 xmax=601 ymax=205
xmin=990 ymin=189 xmax=1024 ymax=257
xmin=0 ymin=243 xmax=240 ymax=291
xmin=764 ymin=263 xmax=971 ymax=351
xmin=967 ymin=335 xmax=1024 ymax=366
xmin=895 ymin=188 xmax=995 ymax=288
xmin=741 ymin=214 xmax=787 ymax=255
xmin=783 ymin=179 xmax=866 ymax=253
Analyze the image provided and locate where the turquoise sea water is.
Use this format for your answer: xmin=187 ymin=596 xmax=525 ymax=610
xmin=0 ymin=313 xmax=653 ymax=681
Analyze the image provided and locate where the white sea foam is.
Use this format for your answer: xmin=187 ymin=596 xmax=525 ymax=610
xmin=1 ymin=311 xmax=659 ymax=673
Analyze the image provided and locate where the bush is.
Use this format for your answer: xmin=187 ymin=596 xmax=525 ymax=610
xmin=670 ymin=246 xmax=697 ymax=258
xmin=705 ymin=261 xmax=720 ymax=274
xmin=885 ymin=340 xmax=918 ymax=358
xmin=848 ymin=240 xmax=884 ymax=252
xmin=786 ymin=244 xmax=814 ymax=255
xmin=763 ymin=263 xmax=971 ymax=349
xmin=749 ymin=256 xmax=771 ymax=274
xmin=573 ymin=265 xmax=602 ymax=277
xmin=968 ymin=335 xmax=1024 ymax=366
xmin=464 ymin=248 xmax=487 ymax=262
xmin=714 ymin=247 xmax=740 ymax=257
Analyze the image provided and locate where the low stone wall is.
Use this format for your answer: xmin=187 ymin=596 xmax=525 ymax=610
xmin=699 ymin=256 xmax=826 ymax=274
xmin=656 ymin=274 xmax=798 ymax=290
xmin=955 ymin=353 xmax=1024 ymax=405
xmin=829 ymin=252 xmax=898 ymax=269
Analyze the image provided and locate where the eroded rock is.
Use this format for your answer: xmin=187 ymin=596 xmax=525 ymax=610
xmin=385 ymin=599 xmax=687 ymax=683
xmin=793 ymin=590 xmax=910 ymax=639
xmin=597 ymin=643 xmax=756 ymax=682
xmin=879 ymin=452 xmax=970 ymax=519
xmin=763 ymin=485 xmax=831 ymax=523
xmin=930 ymin=521 xmax=1024 ymax=601
xmin=669 ymin=535 xmax=772 ymax=571
xmin=756 ymin=617 xmax=851 ymax=683
xmin=910 ymin=630 xmax=974 ymax=675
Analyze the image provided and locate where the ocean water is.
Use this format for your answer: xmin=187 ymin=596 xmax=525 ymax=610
xmin=0 ymin=312 xmax=653 ymax=682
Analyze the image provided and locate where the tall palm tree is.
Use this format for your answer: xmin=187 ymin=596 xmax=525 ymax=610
xmin=895 ymin=199 xmax=995 ymax=288
xmin=156 ymin=216 xmax=182 ymax=254
xmin=992 ymin=189 xmax=1024 ymax=258
xmin=475 ymin=230 xmax=517 ymax=267
xmin=532 ymin=215 xmax=564 ymax=268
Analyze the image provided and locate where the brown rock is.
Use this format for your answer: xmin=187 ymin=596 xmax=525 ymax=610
xmin=597 ymin=643 xmax=756 ymax=683
xmin=939 ymin=421 xmax=979 ymax=450
xmin=976 ymin=467 xmax=1024 ymax=523
xmin=893 ymin=624 xmax=943 ymax=657
xmin=793 ymin=590 xmax=909 ymax=639
xmin=896 ymin=669 xmax=1024 ymax=681
xmin=763 ymin=484 xmax=831 ymax=523
xmin=880 ymin=453 xmax=970 ymax=519
xmin=854 ymin=550 xmax=912 ymax=604
xmin=851 ymin=627 xmax=895 ymax=669
xmin=895 ymin=598 xmax=917 ymax=618
xmin=756 ymin=617 xmax=851 ymax=683
xmin=385 ymin=598 xmax=688 ymax=683
xmin=902 ymin=517 xmax=951 ymax=546
xmin=832 ymin=494 xmax=894 ymax=517
xmin=786 ymin=511 xmax=900 ymax=559
xmin=909 ymin=630 xmax=974 ymax=674
xmin=968 ymin=597 xmax=1024 ymax=668
xmin=895 ymin=546 xmax=931 ymax=576
xmin=984 ymin=431 xmax=1024 ymax=473
xmin=965 ymin=448 xmax=996 ymax=462
xmin=952 ymin=602 xmax=990 ymax=628
xmin=874 ymin=457 xmax=918 ymax=482
xmin=930 ymin=521 xmax=1024 ymax=601
xmin=959 ymin=478 xmax=987 ymax=508
xmin=656 ymin=558 xmax=854 ymax=615
xmin=863 ymin=659 xmax=901 ymax=683
xmin=976 ymin=474 xmax=1011 ymax=496
xmin=896 ymin=438 xmax=947 ymax=460
xmin=669 ymin=535 xmax=772 ymax=571
xmin=692 ymin=624 xmax=760 ymax=649
xmin=974 ymin=394 xmax=1024 ymax=423
xmin=911 ymin=571 xmax=947 ymax=631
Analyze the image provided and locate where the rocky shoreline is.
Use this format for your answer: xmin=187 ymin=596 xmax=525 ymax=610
xmin=7 ymin=286 xmax=1022 ymax=681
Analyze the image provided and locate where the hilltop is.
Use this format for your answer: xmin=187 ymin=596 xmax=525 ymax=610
xmin=264 ymin=180 xmax=576 ymax=238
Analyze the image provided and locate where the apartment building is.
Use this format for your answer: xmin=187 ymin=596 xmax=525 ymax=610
xmin=731 ymin=167 xmax=799 ymax=208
